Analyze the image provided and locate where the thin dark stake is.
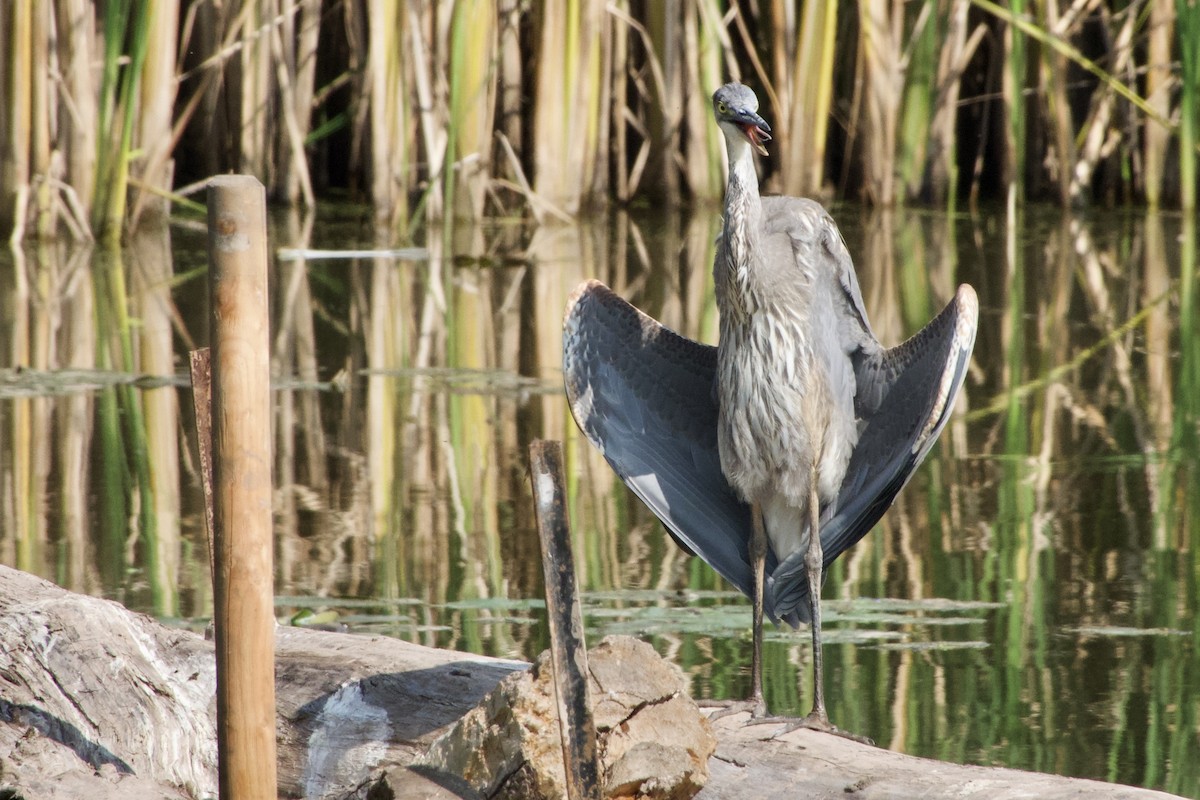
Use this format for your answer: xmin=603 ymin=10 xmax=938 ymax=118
xmin=188 ymin=347 xmax=215 ymax=576
xmin=529 ymin=439 xmax=601 ymax=800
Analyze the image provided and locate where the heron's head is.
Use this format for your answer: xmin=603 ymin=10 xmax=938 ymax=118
xmin=712 ymin=82 xmax=771 ymax=156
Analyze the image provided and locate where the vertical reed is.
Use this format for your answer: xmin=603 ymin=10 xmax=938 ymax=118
xmin=446 ymin=0 xmax=497 ymax=222
xmin=237 ymin=1 xmax=273 ymax=188
xmin=774 ymin=0 xmax=838 ymax=198
xmin=1 ymin=0 xmax=33 ymax=238
xmin=273 ymin=0 xmax=320 ymax=206
xmin=676 ymin=1 xmax=726 ymax=199
xmin=94 ymin=0 xmax=155 ymax=242
xmin=1003 ymin=0 xmax=1028 ymax=198
xmin=2 ymin=1 xmax=55 ymax=239
xmin=1143 ymin=0 xmax=1174 ymax=206
xmin=856 ymin=0 xmax=902 ymax=205
xmin=533 ymin=0 xmax=607 ymax=214
xmin=56 ymin=1 xmax=98 ymax=228
xmin=897 ymin=1 xmax=937 ymax=202
xmin=368 ymin=0 xmax=410 ymax=228
xmin=1177 ymin=0 xmax=1199 ymax=210
xmin=128 ymin=0 xmax=179 ymax=231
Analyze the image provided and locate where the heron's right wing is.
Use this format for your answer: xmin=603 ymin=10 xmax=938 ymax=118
xmin=563 ymin=280 xmax=775 ymax=614
xmin=770 ymin=284 xmax=978 ymax=620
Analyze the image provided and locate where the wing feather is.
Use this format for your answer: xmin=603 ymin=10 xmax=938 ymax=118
xmin=770 ymin=285 xmax=978 ymax=619
xmin=563 ymin=280 xmax=798 ymax=625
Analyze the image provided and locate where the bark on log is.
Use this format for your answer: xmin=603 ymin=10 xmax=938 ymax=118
xmin=0 ymin=565 xmax=1186 ymax=800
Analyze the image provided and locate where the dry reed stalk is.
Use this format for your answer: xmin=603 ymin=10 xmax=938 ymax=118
xmin=129 ymin=0 xmax=179 ymax=229
xmin=2 ymin=1 xmax=32 ymax=240
xmin=239 ymin=1 xmax=273 ymax=184
xmin=533 ymin=0 xmax=607 ymax=215
xmin=644 ymin=3 xmax=683 ymax=200
xmin=1142 ymin=0 xmax=1174 ymax=206
xmin=496 ymin=0 xmax=524 ymax=201
xmin=607 ymin=2 xmax=668 ymax=199
xmin=610 ymin=0 xmax=631 ymax=202
xmin=406 ymin=1 xmax=447 ymax=223
xmin=1069 ymin=6 xmax=1137 ymax=202
xmin=926 ymin=3 xmax=984 ymax=203
xmin=30 ymin=3 xmax=53 ymax=239
xmin=925 ymin=0 xmax=985 ymax=206
xmin=56 ymin=0 xmax=98 ymax=231
xmin=274 ymin=0 xmax=319 ymax=206
xmin=856 ymin=0 xmax=903 ymax=204
xmin=682 ymin=0 xmax=729 ymax=199
xmin=1036 ymin=0 xmax=1084 ymax=204
xmin=368 ymin=0 xmax=410 ymax=228
xmin=773 ymin=0 xmax=838 ymax=198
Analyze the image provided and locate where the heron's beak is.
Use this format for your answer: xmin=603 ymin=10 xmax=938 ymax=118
xmin=737 ymin=112 xmax=771 ymax=156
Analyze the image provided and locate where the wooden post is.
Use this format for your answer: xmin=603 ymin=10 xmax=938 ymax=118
xmin=207 ymin=175 xmax=276 ymax=800
xmin=529 ymin=440 xmax=600 ymax=800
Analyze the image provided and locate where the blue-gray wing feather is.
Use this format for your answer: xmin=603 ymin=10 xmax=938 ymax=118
xmin=562 ymin=280 xmax=798 ymax=625
xmin=770 ymin=285 xmax=979 ymax=620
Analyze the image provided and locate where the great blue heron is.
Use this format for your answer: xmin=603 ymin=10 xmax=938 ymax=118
xmin=563 ymin=82 xmax=978 ymax=735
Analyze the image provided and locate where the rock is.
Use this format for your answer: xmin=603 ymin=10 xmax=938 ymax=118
xmin=606 ymin=740 xmax=706 ymax=800
xmin=344 ymin=765 xmax=484 ymax=800
xmin=417 ymin=635 xmax=716 ymax=800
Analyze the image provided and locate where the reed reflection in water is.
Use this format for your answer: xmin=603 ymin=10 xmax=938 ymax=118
xmin=0 ymin=204 xmax=1195 ymax=797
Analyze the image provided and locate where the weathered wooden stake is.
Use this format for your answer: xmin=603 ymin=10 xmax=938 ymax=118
xmin=188 ymin=347 xmax=215 ymax=574
xmin=207 ymin=175 xmax=276 ymax=800
xmin=529 ymin=439 xmax=600 ymax=800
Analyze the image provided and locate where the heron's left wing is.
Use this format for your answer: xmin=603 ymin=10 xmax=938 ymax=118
xmin=771 ymin=284 xmax=979 ymax=620
xmin=563 ymin=280 xmax=798 ymax=626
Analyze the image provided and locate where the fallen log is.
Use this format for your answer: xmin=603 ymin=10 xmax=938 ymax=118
xmin=0 ymin=565 xmax=1184 ymax=800
xmin=0 ymin=564 xmax=523 ymax=799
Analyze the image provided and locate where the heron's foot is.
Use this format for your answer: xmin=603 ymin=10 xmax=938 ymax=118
xmin=699 ymin=697 xmax=769 ymax=721
xmin=766 ymin=711 xmax=874 ymax=745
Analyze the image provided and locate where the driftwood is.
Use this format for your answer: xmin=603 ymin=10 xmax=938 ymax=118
xmin=0 ymin=565 xmax=523 ymax=799
xmin=0 ymin=565 xmax=1185 ymax=800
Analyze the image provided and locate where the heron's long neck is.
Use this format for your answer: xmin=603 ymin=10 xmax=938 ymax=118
xmin=721 ymin=137 xmax=762 ymax=309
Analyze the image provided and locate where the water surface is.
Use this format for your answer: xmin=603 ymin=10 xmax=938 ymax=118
xmin=0 ymin=203 xmax=1195 ymax=796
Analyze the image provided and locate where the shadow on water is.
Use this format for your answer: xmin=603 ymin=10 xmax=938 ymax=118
xmin=0 ymin=204 xmax=1195 ymax=797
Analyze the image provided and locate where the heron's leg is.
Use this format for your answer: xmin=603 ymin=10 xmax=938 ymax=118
xmin=777 ymin=471 xmax=871 ymax=744
xmin=804 ymin=478 xmax=829 ymax=725
xmin=748 ymin=501 xmax=767 ymax=717
xmin=704 ymin=501 xmax=769 ymax=720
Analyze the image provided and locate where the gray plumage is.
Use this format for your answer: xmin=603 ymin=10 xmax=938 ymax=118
xmin=563 ymin=81 xmax=977 ymax=729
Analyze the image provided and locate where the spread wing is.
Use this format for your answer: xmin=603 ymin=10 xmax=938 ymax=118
xmin=769 ymin=285 xmax=979 ymax=620
xmin=563 ymin=281 xmax=801 ymax=626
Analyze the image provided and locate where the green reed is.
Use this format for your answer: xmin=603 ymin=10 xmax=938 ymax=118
xmin=1177 ymin=0 xmax=1199 ymax=211
xmin=94 ymin=0 xmax=152 ymax=243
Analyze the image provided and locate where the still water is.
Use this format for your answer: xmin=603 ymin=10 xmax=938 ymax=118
xmin=0 ymin=203 xmax=1196 ymax=796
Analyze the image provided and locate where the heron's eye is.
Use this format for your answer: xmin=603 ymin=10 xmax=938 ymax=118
xmin=716 ymin=101 xmax=728 ymax=115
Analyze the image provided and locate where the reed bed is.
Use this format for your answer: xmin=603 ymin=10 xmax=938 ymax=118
xmin=2 ymin=0 xmax=1198 ymax=242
